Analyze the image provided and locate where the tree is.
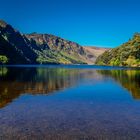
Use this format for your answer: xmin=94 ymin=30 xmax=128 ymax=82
xmin=0 ymin=55 xmax=8 ymax=64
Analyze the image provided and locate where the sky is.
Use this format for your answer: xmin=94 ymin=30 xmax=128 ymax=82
xmin=0 ymin=0 xmax=140 ymax=48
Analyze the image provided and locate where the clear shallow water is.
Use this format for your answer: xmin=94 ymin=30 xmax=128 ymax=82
xmin=0 ymin=65 xmax=140 ymax=140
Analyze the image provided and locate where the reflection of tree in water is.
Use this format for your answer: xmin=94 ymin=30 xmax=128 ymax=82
xmin=0 ymin=67 xmax=8 ymax=76
xmin=98 ymin=70 xmax=140 ymax=99
xmin=0 ymin=67 xmax=102 ymax=108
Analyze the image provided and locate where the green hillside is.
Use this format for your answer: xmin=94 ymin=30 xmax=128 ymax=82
xmin=95 ymin=33 xmax=140 ymax=67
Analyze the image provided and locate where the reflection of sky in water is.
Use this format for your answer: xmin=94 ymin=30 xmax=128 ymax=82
xmin=0 ymin=65 xmax=140 ymax=140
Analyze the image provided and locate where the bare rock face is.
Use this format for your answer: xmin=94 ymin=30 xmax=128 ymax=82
xmin=26 ymin=33 xmax=85 ymax=55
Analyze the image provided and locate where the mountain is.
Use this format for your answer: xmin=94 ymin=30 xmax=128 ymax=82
xmin=25 ymin=33 xmax=87 ymax=64
xmin=0 ymin=20 xmax=107 ymax=65
xmin=83 ymin=47 xmax=109 ymax=64
xmin=95 ymin=33 xmax=140 ymax=67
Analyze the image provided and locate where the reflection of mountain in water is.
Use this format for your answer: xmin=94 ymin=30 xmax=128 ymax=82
xmin=0 ymin=67 xmax=102 ymax=108
xmin=98 ymin=70 xmax=140 ymax=99
xmin=1 ymin=66 xmax=140 ymax=108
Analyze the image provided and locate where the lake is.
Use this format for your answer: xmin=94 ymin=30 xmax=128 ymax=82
xmin=0 ymin=65 xmax=140 ymax=140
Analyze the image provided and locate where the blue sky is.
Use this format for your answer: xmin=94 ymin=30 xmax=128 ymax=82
xmin=0 ymin=0 xmax=140 ymax=48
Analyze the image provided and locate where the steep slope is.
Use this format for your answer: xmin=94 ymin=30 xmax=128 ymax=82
xmin=95 ymin=33 xmax=140 ymax=67
xmin=25 ymin=33 xmax=87 ymax=64
xmin=0 ymin=20 xmax=37 ymax=64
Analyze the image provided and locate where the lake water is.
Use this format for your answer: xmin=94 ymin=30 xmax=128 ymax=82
xmin=0 ymin=65 xmax=140 ymax=140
